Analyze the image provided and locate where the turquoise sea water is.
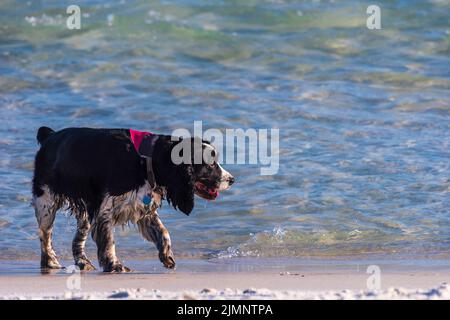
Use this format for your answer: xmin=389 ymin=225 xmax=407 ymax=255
xmin=0 ymin=0 xmax=449 ymax=261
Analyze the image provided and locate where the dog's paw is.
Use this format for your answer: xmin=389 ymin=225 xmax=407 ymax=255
xmin=103 ymin=262 xmax=132 ymax=273
xmin=41 ymin=256 xmax=64 ymax=270
xmin=75 ymin=258 xmax=97 ymax=271
xmin=159 ymin=249 xmax=176 ymax=269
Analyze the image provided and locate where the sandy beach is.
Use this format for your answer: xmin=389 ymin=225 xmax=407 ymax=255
xmin=0 ymin=258 xmax=448 ymax=300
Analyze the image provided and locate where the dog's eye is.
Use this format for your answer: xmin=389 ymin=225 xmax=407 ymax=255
xmin=203 ymin=147 xmax=218 ymax=165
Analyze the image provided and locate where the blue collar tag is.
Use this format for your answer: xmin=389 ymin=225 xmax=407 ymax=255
xmin=143 ymin=195 xmax=151 ymax=205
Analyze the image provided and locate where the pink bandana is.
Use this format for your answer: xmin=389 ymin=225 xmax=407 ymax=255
xmin=129 ymin=129 xmax=153 ymax=153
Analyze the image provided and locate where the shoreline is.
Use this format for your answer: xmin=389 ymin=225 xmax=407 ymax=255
xmin=0 ymin=258 xmax=449 ymax=299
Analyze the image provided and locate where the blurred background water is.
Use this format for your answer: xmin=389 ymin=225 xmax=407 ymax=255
xmin=0 ymin=0 xmax=449 ymax=261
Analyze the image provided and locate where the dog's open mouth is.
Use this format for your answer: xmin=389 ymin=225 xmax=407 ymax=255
xmin=194 ymin=182 xmax=219 ymax=200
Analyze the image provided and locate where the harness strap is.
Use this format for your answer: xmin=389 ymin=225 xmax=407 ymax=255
xmin=129 ymin=129 xmax=160 ymax=191
xmin=145 ymin=157 xmax=156 ymax=189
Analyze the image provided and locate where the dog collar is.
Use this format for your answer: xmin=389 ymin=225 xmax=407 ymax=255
xmin=129 ymin=129 xmax=159 ymax=190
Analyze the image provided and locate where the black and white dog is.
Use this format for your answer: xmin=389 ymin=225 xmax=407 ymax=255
xmin=32 ymin=127 xmax=234 ymax=272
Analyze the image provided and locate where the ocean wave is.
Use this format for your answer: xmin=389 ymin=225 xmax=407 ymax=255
xmin=25 ymin=14 xmax=65 ymax=27
xmin=216 ymin=227 xmax=416 ymax=259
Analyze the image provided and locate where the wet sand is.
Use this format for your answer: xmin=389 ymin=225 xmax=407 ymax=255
xmin=0 ymin=258 xmax=449 ymax=299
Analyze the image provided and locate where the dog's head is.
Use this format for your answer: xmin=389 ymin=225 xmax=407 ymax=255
xmin=193 ymin=141 xmax=234 ymax=200
xmin=154 ymin=136 xmax=234 ymax=215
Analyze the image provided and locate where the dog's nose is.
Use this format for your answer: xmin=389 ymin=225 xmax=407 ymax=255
xmin=228 ymin=176 xmax=235 ymax=186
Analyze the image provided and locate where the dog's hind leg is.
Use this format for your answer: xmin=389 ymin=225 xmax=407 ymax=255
xmin=33 ymin=186 xmax=63 ymax=269
xmin=91 ymin=211 xmax=131 ymax=273
xmin=72 ymin=213 xmax=96 ymax=271
xmin=137 ymin=209 xmax=175 ymax=269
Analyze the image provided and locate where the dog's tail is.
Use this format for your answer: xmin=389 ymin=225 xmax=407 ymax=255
xmin=36 ymin=126 xmax=55 ymax=145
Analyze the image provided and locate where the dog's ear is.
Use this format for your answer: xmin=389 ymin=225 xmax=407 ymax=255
xmin=165 ymin=163 xmax=195 ymax=215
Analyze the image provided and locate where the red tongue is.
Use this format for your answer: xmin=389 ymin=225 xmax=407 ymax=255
xmin=196 ymin=182 xmax=218 ymax=198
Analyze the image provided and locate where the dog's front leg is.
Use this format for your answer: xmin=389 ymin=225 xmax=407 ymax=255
xmin=137 ymin=209 xmax=175 ymax=269
xmin=91 ymin=213 xmax=131 ymax=273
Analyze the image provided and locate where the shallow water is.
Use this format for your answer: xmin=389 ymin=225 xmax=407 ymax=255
xmin=2 ymin=256 xmax=450 ymax=275
xmin=0 ymin=0 xmax=449 ymax=261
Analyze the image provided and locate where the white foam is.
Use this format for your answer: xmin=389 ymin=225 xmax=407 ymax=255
xmin=3 ymin=283 xmax=449 ymax=300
